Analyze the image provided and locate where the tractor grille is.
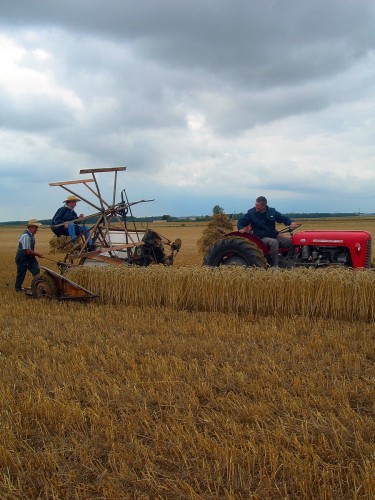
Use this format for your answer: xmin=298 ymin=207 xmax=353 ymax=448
xmin=366 ymin=236 xmax=372 ymax=268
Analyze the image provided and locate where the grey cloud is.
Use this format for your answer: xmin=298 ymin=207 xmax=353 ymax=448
xmin=1 ymin=1 xmax=375 ymax=220
xmin=0 ymin=88 xmax=76 ymax=132
xmin=3 ymin=1 xmax=375 ymax=88
xmin=2 ymin=1 xmax=374 ymax=137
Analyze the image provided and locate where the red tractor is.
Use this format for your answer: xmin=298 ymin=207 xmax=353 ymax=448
xmin=203 ymin=225 xmax=372 ymax=269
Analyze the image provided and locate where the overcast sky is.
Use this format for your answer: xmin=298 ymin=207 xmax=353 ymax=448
xmin=1 ymin=0 xmax=375 ymax=221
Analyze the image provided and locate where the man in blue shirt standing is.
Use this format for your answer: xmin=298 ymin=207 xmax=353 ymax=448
xmin=15 ymin=219 xmax=44 ymax=292
xmin=237 ymin=196 xmax=298 ymax=268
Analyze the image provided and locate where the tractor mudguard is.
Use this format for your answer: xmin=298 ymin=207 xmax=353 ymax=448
xmin=224 ymin=231 xmax=270 ymax=256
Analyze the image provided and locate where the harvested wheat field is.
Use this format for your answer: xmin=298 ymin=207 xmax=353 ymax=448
xmin=1 ymin=220 xmax=374 ymax=498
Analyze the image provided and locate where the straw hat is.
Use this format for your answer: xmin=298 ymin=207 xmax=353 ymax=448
xmin=26 ymin=219 xmax=42 ymax=227
xmin=64 ymin=195 xmax=81 ymax=203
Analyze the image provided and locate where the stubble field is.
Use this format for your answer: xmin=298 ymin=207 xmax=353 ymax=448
xmin=0 ymin=219 xmax=374 ymax=498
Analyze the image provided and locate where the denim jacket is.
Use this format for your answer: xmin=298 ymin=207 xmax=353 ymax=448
xmin=237 ymin=206 xmax=292 ymax=238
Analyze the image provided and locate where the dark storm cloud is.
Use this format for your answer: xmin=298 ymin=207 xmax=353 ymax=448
xmin=2 ymin=1 xmax=375 ymax=133
xmin=3 ymin=1 xmax=375 ymax=82
xmin=1 ymin=1 xmax=375 ymax=220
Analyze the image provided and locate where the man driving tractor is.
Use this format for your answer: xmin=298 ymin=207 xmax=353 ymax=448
xmin=237 ymin=196 xmax=298 ymax=268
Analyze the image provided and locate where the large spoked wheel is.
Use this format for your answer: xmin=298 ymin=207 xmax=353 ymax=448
xmin=31 ymin=274 xmax=59 ymax=299
xmin=203 ymin=237 xmax=267 ymax=268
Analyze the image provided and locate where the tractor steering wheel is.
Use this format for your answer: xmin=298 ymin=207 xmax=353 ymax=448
xmin=278 ymin=223 xmax=302 ymax=234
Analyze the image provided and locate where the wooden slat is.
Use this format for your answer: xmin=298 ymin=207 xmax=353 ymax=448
xmin=79 ymin=167 xmax=126 ymax=174
xmin=82 ymin=254 xmax=126 ymax=266
xmin=49 ymin=179 xmax=94 ymax=186
xmin=101 ymin=242 xmax=144 ymax=251
xmin=80 ymin=241 xmax=144 ymax=257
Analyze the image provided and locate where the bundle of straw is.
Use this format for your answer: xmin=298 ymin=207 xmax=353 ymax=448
xmin=49 ymin=235 xmax=75 ymax=254
xmin=197 ymin=213 xmax=234 ymax=255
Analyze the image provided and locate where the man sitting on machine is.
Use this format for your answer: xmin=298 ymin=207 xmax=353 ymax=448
xmin=51 ymin=195 xmax=94 ymax=250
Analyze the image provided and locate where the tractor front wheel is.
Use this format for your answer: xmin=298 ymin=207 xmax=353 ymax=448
xmin=31 ymin=274 xmax=59 ymax=299
xmin=203 ymin=237 xmax=267 ymax=268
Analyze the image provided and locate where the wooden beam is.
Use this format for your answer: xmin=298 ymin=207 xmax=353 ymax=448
xmin=82 ymin=254 xmax=126 ymax=266
xmin=79 ymin=167 xmax=126 ymax=174
xmin=49 ymin=179 xmax=94 ymax=186
xmin=82 ymin=242 xmax=144 ymax=256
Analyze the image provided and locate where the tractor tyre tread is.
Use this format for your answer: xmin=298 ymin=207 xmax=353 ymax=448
xmin=203 ymin=236 xmax=267 ymax=268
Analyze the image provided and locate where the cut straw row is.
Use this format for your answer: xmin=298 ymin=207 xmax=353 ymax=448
xmin=68 ymin=266 xmax=375 ymax=322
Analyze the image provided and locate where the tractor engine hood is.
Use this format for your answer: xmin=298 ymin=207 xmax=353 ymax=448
xmin=292 ymin=230 xmax=371 ymax=247
xmin=292 ymin=230 xmax=372 ymax=268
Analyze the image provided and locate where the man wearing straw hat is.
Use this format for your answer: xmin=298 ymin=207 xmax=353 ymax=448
xmin=51 ymin=195 xmax=93 ymax=248
xmin=15 ymin=219 xmax=44 ymax=292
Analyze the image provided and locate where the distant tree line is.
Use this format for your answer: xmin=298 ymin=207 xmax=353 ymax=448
xmin=285 ymin=213 xmax=363 ymax=219
xmin=0 ymin=212 xmax=368 ymax=227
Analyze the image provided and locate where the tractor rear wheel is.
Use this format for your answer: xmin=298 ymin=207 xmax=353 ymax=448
xmin=203 ymin=237 xmax=267 ymax=268
xmin=31 ymin=274 xmax=58 ymax=299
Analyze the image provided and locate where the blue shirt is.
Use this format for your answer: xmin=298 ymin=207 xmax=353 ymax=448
xmin=52 ymin=205 xmax=78 ymax=226
xmin=17 ymin=229 xmax=35 ymax=254
xmin=237 ymin=206 xmax=292 ymax=239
